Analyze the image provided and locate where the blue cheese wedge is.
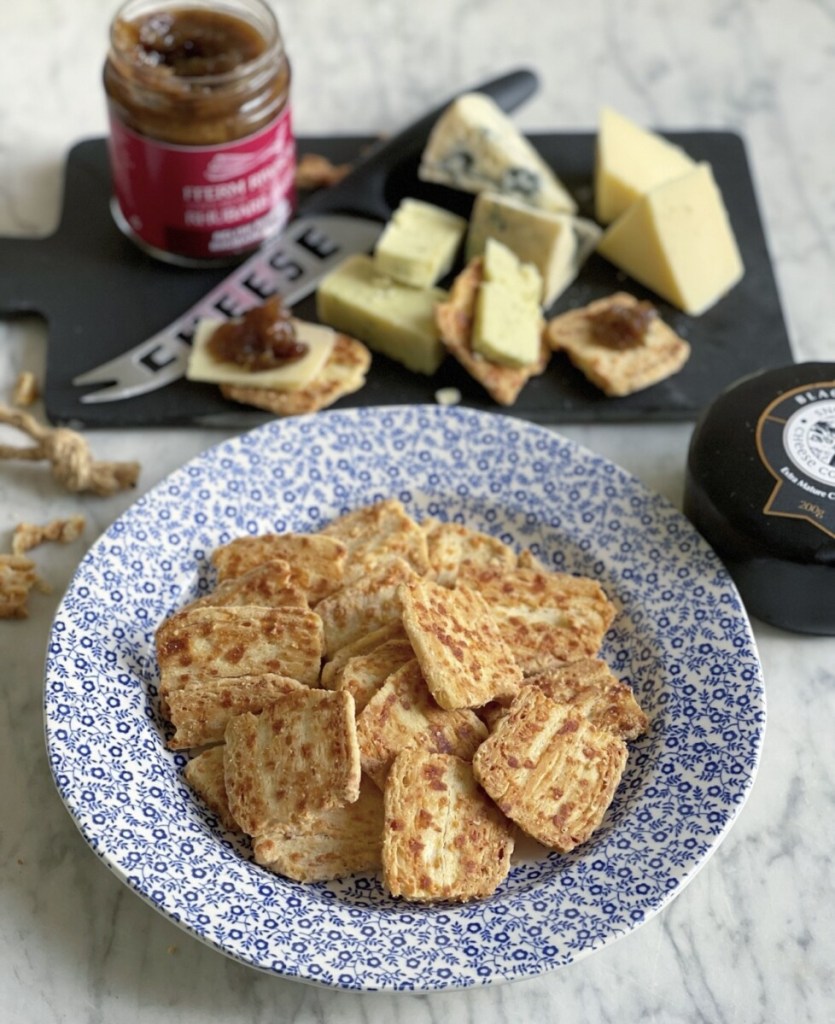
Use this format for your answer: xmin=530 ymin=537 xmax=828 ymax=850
xmin=419 ymin=92 xmax=577 ymax=214
xmin=472 ymin=239 xmax=543 ymax=368
xmin=596 ymin=162 xmax=744 ymax=315
xmin=467 ymin=191 xmax=601 ymax=308
xmin=374 ymin=198 xmax=466 ymax=287
xmin=595 ymin=106 xmax=696 ymax=224
xmin=186 ymin=317 xmax=336 ymax=390
xmin=316 ymin=254 xmax=447 ymax=375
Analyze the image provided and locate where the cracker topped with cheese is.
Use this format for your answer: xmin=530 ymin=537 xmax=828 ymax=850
xmin=436 ymin=252 xmax=550 ymax=406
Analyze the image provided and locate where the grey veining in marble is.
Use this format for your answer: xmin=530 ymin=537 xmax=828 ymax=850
xmin=1 ymin=1 xmax=834 ymax=1022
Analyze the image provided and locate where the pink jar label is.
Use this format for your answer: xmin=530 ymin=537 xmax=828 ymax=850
xmin=106 ymin=106 xmax=296 ymax=261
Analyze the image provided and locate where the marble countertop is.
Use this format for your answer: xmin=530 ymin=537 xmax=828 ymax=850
xmin=1 ymin=1 xmax=833 ymax=1021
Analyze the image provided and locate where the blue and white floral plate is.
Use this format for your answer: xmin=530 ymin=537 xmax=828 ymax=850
xmin=44 ymin=405 xmax=765 ymax=991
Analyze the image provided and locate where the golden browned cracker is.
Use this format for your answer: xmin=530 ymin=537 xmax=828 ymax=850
xmin=185 ymin=560 xmax=311 ymax=612
xmin=399 ymin=576 xmax=522 ymax=709
xmin=319 ymin=622 xmax=407 ymax=689
xmin=253 ymin=774 xmax=384 ymax=883
xmin=526 ymin=657 xmax=648 ymax=740
xmin=473 ymin=687 xmax=628 ymax=852
xmin=211 ymin=533 xmax=347 ymax=603
xmin=156 ymin=604 xmax=323 ymax=714
xmin=183 ymin=746 xmax=240 ymax=832
xmin=382 ymin=749 xmax=514 ymax=902
xmin=458 ymin=565 xmax=616 ymax=674
xmin=221 ymin=332 xmax=371 ymax=416
xmin=166 ymin=672 xmax=306 ymax=750
xmin=333 ymin=634 xmax=415 ymax=712
xmin=320 ymin=498 xmax=430 ymax=583
xmin=356 ymin=659 xmax=487 ymax=789
xmin=224 ymin=689 xmax=361 ymax=836
xmin=315 ymin=556 xmax=417 ymax=658
xmin=422 ymin=519 xmax=517 ymax=586
xmin=546 ymin=292 xmax=690 ymax=397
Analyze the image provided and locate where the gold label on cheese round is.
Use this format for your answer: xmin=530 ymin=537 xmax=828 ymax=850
xmin=756 ymin=379 xmax=835 ymax=539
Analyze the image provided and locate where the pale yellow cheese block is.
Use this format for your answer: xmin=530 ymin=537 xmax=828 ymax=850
xmin=596 ymin=163 xmax=744 ymax=316
xmin=467 ymin=191 xmax=601 ymax=307
xmin=316 ymin=254 xmax=447 ymax=375
xmin=472 ymin=239 xmax=543 ymax=368
xmin=595 ymin=107 xmax=696 ymax=224
xmin=186 ymin=318 xmax=335 ymax=390
xmin=374 ymin=198 xmax=466 ymax=287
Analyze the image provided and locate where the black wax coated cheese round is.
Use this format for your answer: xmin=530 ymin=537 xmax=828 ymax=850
xmin=684 ymin=362 xmax=835 ymax=635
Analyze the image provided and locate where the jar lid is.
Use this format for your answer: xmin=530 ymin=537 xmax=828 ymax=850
xmin=684 ymin=362 xmax=835 ymax=635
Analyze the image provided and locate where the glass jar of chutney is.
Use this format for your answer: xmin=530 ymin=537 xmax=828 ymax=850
xmin=104 ymin=0 xmax=295 ymax=265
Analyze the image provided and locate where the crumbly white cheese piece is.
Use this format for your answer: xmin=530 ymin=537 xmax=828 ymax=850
xmin=595 ymin=106 xmax=696 ymax=224
xmin=374 ymin=198 xmax=466 ymax=287
xmin=467 ymin=190 xmax=601 ymax=308
xmin=419 ymin=92 xmax=577 ymax=213
xmin=186 ymin=317 xmax=335 ymax=390
xmin=596 ymin=162 xmax=744 ymax=316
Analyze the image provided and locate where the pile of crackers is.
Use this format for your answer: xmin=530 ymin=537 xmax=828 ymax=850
xmin=155 ymin=499 xmax=647 ymax=903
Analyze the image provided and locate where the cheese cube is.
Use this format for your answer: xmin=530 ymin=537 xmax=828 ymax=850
xmin=467 ymin=191 xmax=601 ymax=308
xmin=316 ymin=254 xmax=447 ymax=375
xmin=374 ymin=198 xmax=466 ymax=287
xmin=185 ymin=317 xmax=335 ymax=390
xmin=596 ymin=163 xmax=744 ymax=316
xmin=419 ymin=92 xmax=577 ymax=214
xmin=595 ymin=107 xmax=696 ymax=224
xmin=472 ymin=239 xmax=543 ymax=368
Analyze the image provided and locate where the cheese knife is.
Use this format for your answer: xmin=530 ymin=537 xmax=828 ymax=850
xmin=72 ymin=68 xmax=539 ymax=405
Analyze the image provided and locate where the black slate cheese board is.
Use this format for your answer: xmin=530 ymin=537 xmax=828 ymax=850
xmin=0 ymin=130 xmax=792 ymax=428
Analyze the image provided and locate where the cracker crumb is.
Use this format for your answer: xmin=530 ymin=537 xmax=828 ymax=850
xmin=12 ymin=515 xmax=86 ymax=555
xmin=0 ymin=553 xmax=40 ymax=619
xmin=12 ymin=371 xmax=39 ymax=407
xmin=295 ymin=152 xmax=352 ymax=191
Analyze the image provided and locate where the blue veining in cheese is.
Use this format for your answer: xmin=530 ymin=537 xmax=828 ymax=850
xmin=418 ymin=92 xmax=576 ymax=214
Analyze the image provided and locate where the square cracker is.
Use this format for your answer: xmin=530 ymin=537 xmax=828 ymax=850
xmin=166 ymin=672 xmax=305 ymax=750
xmin=435 ymin=256 xmax=550 ymax=407
xmin=422 ymin=518 xmax=517 ymax=586
xmin=315 ymin=556 xmax=417 ymax=657
xmin=526 ymin=657 xmax=648 ymax=740
xmin=320 ymin=621 xmax=406 ymax=689
xmin=332 ymin=634 xmax=415 ymax=713
xmin=186 ymin=560 xmax=309 ymax=612
xmin=356 ymin=659 xmax=487 ymax=789
xmin=473 ymin=687 xmax=628 ymax=852
xmin=400 ymin=577 xmax=522 ymax=709
xmin=253 ymin=774 xmax=384 ymax=883
xmin=156 ymin=605 xmax=323 ymax=708
xmin=382 ymin=749 xmax=514 ymax=902
xmin=320 ymin=498 xmax=430 ymax=582
xmin=220 ymin=331 xmax=371 ymax=415
xmin=183 ymin=746 xmax=239 ymax=832
xmin=224 ymin=689 xmax=361 ymax=836
xmin=211 ymin=533 xmax=347 ymax=604
xmin=458 ymin=565 xmax=616 ymax=674
xmin=546 ymin=291 xmax=690 ymax=397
